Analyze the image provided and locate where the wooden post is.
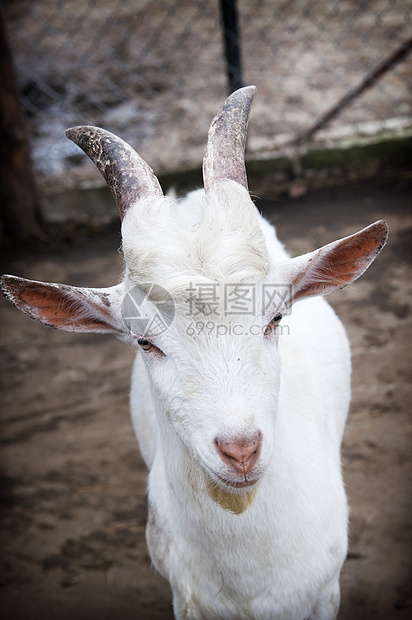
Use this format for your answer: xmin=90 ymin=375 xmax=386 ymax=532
xmin=0 ymin=7 xmax=43 ymax=241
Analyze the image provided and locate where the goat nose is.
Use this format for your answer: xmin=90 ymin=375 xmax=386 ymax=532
xmin=215 ymin=433 xmax=261 ymax=475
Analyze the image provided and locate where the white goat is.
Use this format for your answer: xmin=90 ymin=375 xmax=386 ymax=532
xmin=2 ymin=86 xmax=388 ymax=620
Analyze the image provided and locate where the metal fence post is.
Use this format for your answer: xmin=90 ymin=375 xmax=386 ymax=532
xmin=219 ymin=0 xmax=243 ymax=93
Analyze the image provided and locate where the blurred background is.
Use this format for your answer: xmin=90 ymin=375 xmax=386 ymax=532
xmin=2 ymin=0 xmax=412 ymax=209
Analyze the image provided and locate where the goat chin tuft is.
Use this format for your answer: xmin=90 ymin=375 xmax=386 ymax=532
xmin=206 ymin=477 xmax=259 ymax=515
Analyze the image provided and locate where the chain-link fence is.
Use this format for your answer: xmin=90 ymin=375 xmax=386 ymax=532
xmin=3 ymin=0 xmax=412 ymax=183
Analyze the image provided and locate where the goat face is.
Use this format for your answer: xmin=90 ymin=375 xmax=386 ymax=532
xmin=150 ymin=326 xmax=280 ymax=490
xmin=131 ymin=289 xmax=283 ymax=491
xmin=120 ymin=180 xmax=282 ymax=491
xmin=138 ymin=315 xmax=281 ymax=489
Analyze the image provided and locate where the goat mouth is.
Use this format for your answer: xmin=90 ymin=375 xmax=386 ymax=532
xmin=215 ymin=473 xmax=260 ymax=489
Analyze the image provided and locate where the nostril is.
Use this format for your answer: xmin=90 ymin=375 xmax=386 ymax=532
xmin=222 ymin=440 xmax=257 ymax=463
xmin=215 ymin=433 xmax=261 ymax=474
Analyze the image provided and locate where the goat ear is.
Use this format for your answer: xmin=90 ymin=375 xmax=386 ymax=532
xmin=284 ymin=220 xmax=388 ymax=303
xmin=1 ymin=275 xmax=125 ymax=334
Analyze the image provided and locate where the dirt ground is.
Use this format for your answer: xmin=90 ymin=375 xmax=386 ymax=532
xmin=0 ymin=180 xmax=411 ymax=620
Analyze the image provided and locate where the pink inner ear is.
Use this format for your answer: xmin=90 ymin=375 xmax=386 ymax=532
xmin=292 ymin=220 xmax=388 ymax=302
xmin=318 ymin=233 xmax=384 ymax=286
xmin=21 ymin=286 xmax=112 ymax=330
xmin=3 ymin=276 xmax=117 ymax=333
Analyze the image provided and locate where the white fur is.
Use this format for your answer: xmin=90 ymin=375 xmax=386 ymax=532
xmin=125 ymin=182 xmax=350 ymax=620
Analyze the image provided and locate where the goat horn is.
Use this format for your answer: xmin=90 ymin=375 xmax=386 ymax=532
xmin=66 ymin=126 xmax=163 ymax=219
xmin=203 ymin=85 xmax=256 ymax=193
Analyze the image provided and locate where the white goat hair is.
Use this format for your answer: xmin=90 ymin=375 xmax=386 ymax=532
xmin=2 ymin=86 xmax=388 ymax=620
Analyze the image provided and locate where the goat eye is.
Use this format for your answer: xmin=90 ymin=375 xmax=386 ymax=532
xmin=264 ymin=313 xmax=283 ymax=336
xmin=137 ymin=338 xmax=154 ymax=351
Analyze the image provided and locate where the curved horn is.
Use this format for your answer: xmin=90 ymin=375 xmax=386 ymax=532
xmin=203 ymin=85 xmax=256 ymax=193
xmin=66 ymin=126 xmax=163 ymax=219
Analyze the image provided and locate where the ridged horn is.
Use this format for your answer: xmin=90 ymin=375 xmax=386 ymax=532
xmin=203 ymin=85 xmax=256 ymax=194
xmin=66 ymin=126 xmax=163 ymax=219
